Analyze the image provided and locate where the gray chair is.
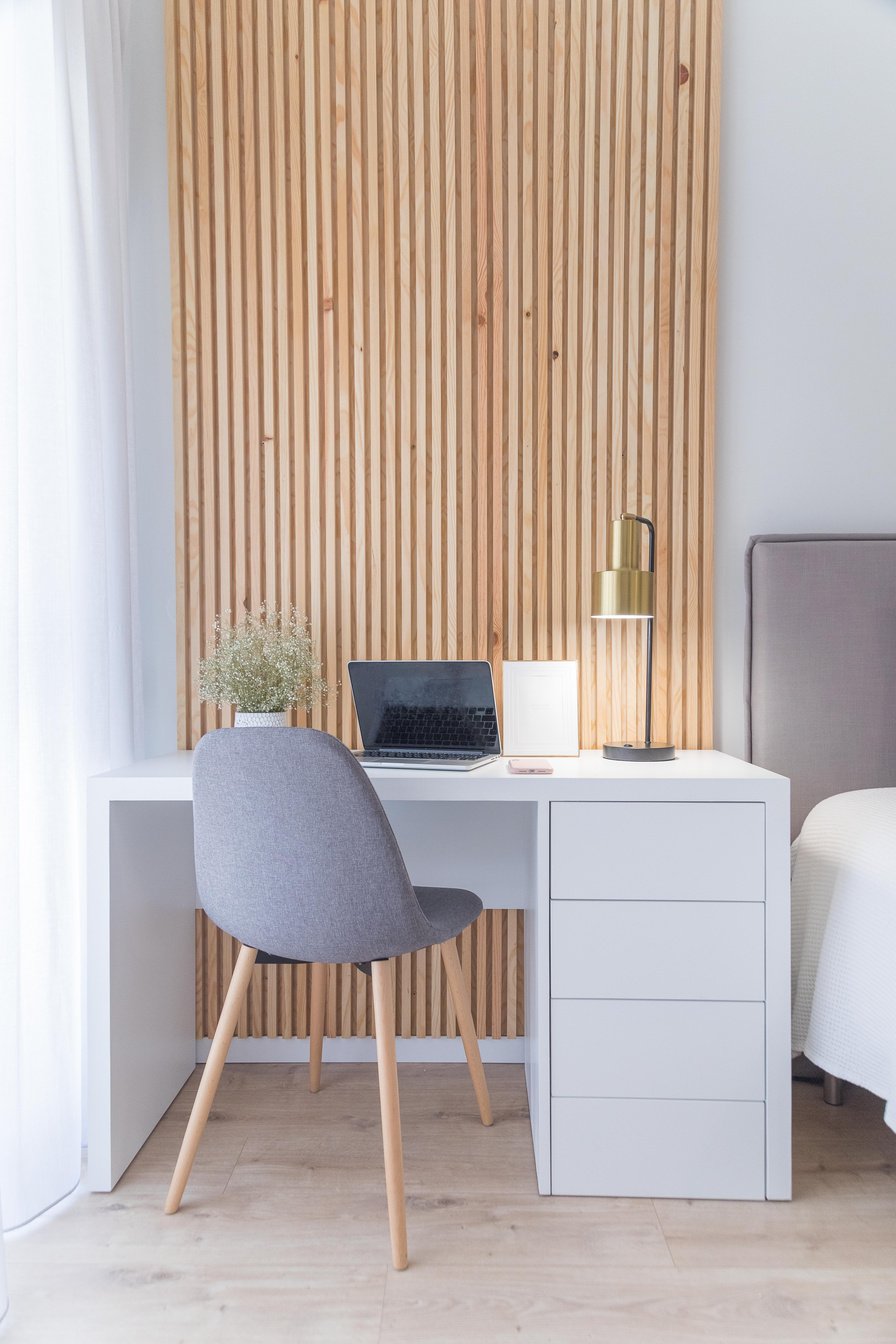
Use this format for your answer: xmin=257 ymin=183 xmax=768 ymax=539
xmin=164 ymin=727 xmax=493 ymax=1270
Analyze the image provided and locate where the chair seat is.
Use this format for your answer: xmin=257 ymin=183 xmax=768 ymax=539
xmin=255 ymin=886 xmax=481 ymax=966
xmin=414 ymin=885 xmax=482 ymax=943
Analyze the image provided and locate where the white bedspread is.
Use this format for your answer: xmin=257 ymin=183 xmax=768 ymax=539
xmin=792 ymin=788 xmax=896 ymax=1132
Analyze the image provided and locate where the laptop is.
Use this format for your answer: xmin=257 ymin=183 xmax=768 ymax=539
xmin=348 ymin=660 xmax=501 ymax=771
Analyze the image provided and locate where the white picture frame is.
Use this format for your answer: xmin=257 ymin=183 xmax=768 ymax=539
xmin=502 ymin=661 xmax=579 ymax=757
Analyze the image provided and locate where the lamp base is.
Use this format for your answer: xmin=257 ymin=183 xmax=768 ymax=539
xmin=602 ymin=741 xmax=676 ymax=762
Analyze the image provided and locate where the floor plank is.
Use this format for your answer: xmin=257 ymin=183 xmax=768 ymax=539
xmin=4 ymin=1067 xmax=896 ymax=1342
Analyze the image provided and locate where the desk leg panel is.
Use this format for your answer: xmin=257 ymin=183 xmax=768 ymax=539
xmin=524 ymin=801 xmax=551 ymax=1193
xmin=765 ymin=782 xmax=792 ymax=1199
xmin=88 ymin=800 xmax=197 ymax=1191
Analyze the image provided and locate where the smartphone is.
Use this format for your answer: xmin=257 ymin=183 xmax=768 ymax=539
xmin=506 ymin=757 xmax=554 ymax=775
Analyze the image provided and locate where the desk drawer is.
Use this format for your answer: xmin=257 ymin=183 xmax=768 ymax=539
xmin=551 ymin=1000 xmax=766 ymax=1100
xmin=551 ymin=1098 xmax=766 ymax=1198
xmin=551 ymin=901 xmax=765 ymax=1000
xmin=551 ymin=802 xmax=765 ymax=902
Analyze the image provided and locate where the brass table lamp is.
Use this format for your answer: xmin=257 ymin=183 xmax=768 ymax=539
xmin=592 ymin=513 xmax=675 ymax=762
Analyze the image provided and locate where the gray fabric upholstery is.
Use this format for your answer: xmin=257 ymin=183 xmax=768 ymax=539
xmin=192 ymin=727 xmax=483 ymax=962
xmin=414 ymin=886 xmax=482 ymax=941
xmin=745 ymin=534 xmax=896 ymax=837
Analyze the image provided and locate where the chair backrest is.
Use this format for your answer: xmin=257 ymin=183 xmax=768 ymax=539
xmin=192 ymin=728 xmax=438 ymax=963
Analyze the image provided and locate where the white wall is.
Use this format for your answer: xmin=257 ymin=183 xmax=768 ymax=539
xmin=714 ymin=0 xmax=896 ymax=755
xmin=125 ymin=0 xmax=177 ymax=755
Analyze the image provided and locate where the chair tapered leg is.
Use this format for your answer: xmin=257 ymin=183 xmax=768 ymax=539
xmin=309 ymin=962 xmax=327 ymax=1093
xmin=371 ymin=959 xmax=408 ymax=1271
xmin=440 ymin=937 xmax=493 ymax=1127
xmin=164 ymin=944 xmax=257 ymax=1214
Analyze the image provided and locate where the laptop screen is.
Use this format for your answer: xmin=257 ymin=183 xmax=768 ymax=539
xmin=348 ymin=661 xmax=500 ymax=754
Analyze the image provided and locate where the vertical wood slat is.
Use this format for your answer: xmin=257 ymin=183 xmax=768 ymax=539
xmin=196 ymin=910 xmax=523 ymax=1040
xmin=168 ymin=0 xmax=721 ymax=1041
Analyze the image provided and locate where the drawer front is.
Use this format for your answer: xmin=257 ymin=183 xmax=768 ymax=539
xmin=551 ymin=802 xmax=765 ymax=902
xmin=551 ymin=901 xmax=765 ymax=1000
xmin=551 ymin=1098 xmax=766 ymax=1199
xmin=551 ymin=1000 xmax=766 ymax=1100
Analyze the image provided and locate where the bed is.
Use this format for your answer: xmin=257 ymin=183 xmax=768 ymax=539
xmin=745 ymin=534 xmax=896 ymax=1129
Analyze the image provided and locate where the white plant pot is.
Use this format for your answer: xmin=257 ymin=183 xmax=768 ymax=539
xmin=234 ymin=711 xmax=287 ymax=728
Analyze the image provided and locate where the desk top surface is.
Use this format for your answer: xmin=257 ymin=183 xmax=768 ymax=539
xmin=91 ymin=748 xmax=787 ymax=804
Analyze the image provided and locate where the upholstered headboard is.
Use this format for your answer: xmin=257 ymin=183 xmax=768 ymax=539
xmin=745 ymin=534 xmax=896 ymax=838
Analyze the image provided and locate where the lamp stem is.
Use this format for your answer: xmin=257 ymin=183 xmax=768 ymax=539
xmin=645 ymin=617 xmax=653 ymax=747
xmin=622 ymin=513 xmax=656 ymax=747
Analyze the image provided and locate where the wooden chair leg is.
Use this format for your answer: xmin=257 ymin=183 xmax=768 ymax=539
xmin=440 ymin=937 xmax=493 ymax=1127
xmin=164 ymin=944 xmax=257 ymax=1214
xmin=371 ymin=959 xmax=408 ymax=1271
xmin=309 ymin=962 xmax=327 ymax=1093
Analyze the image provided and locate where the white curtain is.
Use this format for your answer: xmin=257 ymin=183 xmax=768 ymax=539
xmin=0 ymin=0 xmax=142 ymax=1316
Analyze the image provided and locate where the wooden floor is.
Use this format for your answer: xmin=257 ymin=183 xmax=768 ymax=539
xmin=6 ymin=1066 xmax=896 ymax=1342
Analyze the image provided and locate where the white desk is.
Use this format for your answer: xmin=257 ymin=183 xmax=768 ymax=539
xmin=88 ymin=749 xmax=791 ymax=1201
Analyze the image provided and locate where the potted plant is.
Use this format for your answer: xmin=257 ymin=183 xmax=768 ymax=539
xmin=198 ymin=606 xmax=330 ymax=726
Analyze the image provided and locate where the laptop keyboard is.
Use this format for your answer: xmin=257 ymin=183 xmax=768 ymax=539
xmin=373 ymin=703 xmax=498 ymax=751
xmin=364 ymin=748 xmax=487 ymax=760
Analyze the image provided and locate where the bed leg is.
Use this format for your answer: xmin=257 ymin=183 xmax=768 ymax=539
xmin=823 ymin=1073 xmax=844 ymax=1106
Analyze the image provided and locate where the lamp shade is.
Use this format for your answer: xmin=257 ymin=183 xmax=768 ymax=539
xmin=591 ymin=516 xmax=655 ymax=619
xmin=591 ymin=567 xmax=654 ymax=618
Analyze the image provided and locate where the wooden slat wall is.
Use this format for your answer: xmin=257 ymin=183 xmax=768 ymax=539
xmin=196 ymin=910 xmax=524 ymax=1039
xmin=168 ymin=0 xmax=721 ymax=1041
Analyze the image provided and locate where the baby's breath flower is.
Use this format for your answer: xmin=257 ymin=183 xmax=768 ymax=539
xmin=198 ymin=606 xmax=330 ymax=714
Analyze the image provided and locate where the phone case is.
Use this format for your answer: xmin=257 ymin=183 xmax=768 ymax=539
xmin=506 ymin=758 xmax=554 ymax=775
